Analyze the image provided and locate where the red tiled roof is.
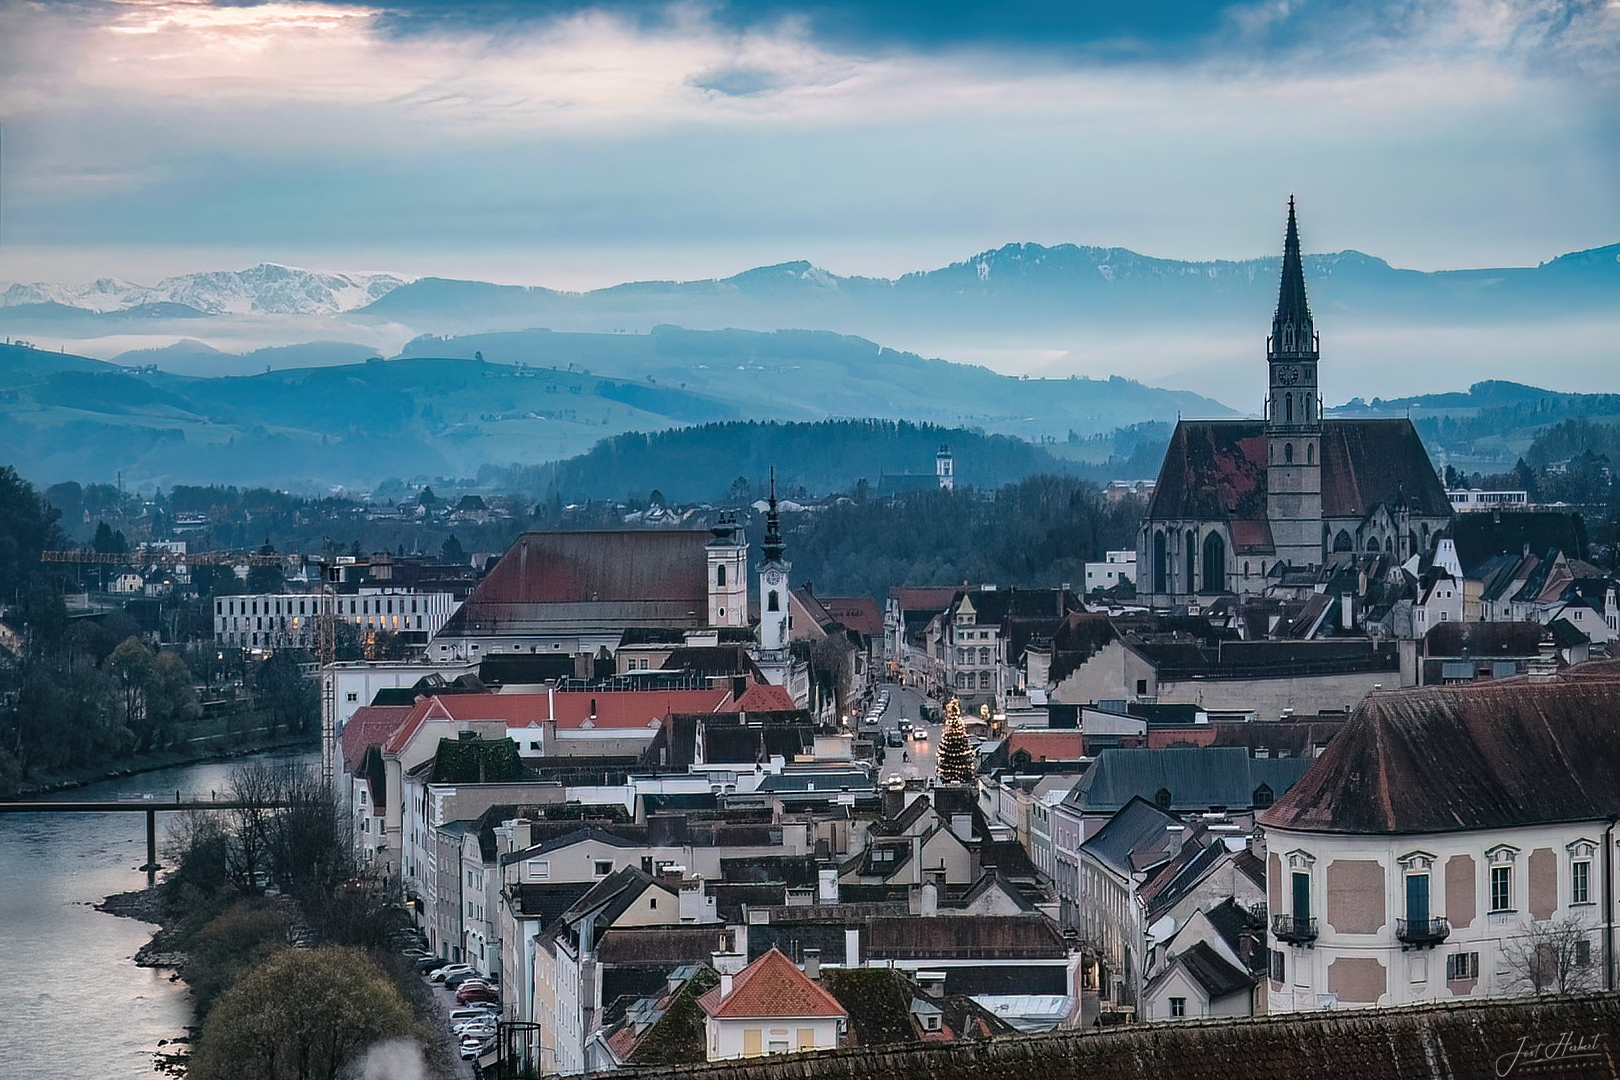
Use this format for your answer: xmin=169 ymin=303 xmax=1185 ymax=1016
xmin=1007 ymin=730 xmax=1086 ymax=763
xmin=1148 ymin=419 xmax=1451 ymax=526
xmin=381 ymin=688 xmax=735 ymax=755
xmin=697 ymin=948 xmax=847 ymax=1020
xmin=341 ymin=704 xmax=414 ymax=775
xmin=821 ymin=596 xmax=882 ymax=638
xmin=1263 ymin=664 xmax=1620 ymax=834
xmin=887 ymin=586 xmax=960 ymax=612
xmin=734 ymin=683 xmax=796 ymax=713
xmin=438 ymin=531 xmax=711 ymax=636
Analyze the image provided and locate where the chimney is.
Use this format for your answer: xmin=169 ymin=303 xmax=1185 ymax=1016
xmin=844 ymin=928 xmax=861 ymax=968
xmin=720 ymin=972 xmax=733 ymax=998
xmin=803 ymin=948 xmax=820 ymax=980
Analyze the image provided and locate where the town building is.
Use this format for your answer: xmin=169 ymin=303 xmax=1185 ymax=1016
xmin=214 ymin=587 xmax=459 ymax=650
xmin=698 ymin=947 xmax=849 ymax=1060
xmin=1261 ymin=667 xmax=1620 ymax=1012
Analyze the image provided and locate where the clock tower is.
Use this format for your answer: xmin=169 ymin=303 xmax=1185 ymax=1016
xmin=756 ymin=468 xmax=791 ymax=684
xmin=1265 ymin=197 xmax=1324 ymax=570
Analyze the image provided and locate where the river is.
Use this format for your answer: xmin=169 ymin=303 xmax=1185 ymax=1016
xmin=0 ymin=750 xmax=318 ymax=1079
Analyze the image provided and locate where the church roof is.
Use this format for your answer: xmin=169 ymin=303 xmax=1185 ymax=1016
xmin=1147 ymin=418 xmax=1451 ymax=541
xmin=1273 ymin=196 xmax=1313 ymax=346
xmin=436 ymin=530 xmax=711 ymax=637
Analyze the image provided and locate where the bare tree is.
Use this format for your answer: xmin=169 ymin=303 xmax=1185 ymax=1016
xmin=225 ymin=760 xmax=287 ymax=896
xmin=1501 ymin=916 xmax=1601 ymax=995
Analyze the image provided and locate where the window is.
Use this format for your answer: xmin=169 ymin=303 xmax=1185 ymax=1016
xmin=346 ymin=692 xmax=358 ymax=703
xmin=1490 ymin=865 xmax=1513 ymax=912
xmin=1155 ymin=787 xmax=1173 ymax=810
xmin=648 ymin=897 xmax=656 ymax=909
xmin=1446 ymin=952 xmax=1479 ymax=980
xmin=593 ymin=860 xmax=613 ymax=877
xmin=1284 ymin=442 xmax=1293 ymax=464
xmin=1136 ymin=679 xmax=1148 ymax=696
xmin=768 ymin=590 xmax=779 ymax=612
xmin=979 ymin=647 xmax=990 ymax=664
xmin=1253 ymin=783 xmax=1274 ymax=809
xmin=717 ymin=565 xmax=726 ymax=587
xmin=1169 ymin=997 xmax=1186 ymax=1017
xmin=1270 ymin=950 xmax=1285 ymax=983
xmin=1577 ymin=939 xmax=1592 ymax=967
xmin=979 ymin=671 xmax=991 ymax=688
xmin=1573 ymin=860 xmax=1591 ymax=904
xmin=767 ymin=1041 xmax=789 ymax=1055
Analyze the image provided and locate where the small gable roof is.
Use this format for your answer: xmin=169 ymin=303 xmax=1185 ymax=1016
xmin=697 ymin=948 xmax=847 ymax=1020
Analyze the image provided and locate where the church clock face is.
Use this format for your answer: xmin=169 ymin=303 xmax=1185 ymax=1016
xmin=765 ymin=570 xmax=783 ymax=586
xmin=1277 ymin=365 xmax=1302 ymax=385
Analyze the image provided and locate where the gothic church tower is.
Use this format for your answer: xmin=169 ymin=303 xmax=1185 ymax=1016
xmin=1265 ymin=197 xmax=1324 ymax=569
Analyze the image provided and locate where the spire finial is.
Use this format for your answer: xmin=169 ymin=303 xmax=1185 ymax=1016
xmin=1272 ymin=196 xmax=1313 ymax=356
xmin=762 ymin=466 xmax=786 ymax=562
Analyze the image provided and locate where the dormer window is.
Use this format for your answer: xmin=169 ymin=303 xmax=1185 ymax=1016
xmin=1155 ymin=787 xmax=1173 ymax=810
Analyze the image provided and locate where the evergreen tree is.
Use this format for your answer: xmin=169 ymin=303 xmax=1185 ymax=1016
xmin=936 ymin=697 xmax=975 ymax=785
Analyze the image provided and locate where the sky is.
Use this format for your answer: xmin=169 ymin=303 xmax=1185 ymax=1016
xmin=0 ymin=0 xmax=1617 ymax=294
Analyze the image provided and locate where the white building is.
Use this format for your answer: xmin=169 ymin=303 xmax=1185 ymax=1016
xmin=698 ymin=947 xmax=847 ymax=1061
xmin=1084 ymin=550 xmax=1137 ymax=594
xmin=214 ymin=587 xmax=459 ymax=650
xmin=1261 ymin=673 xmax=1620 ymax=1012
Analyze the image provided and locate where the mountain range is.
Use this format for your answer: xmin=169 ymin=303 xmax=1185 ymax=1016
xmin=0 ymin=264 xmax=406 ymax=317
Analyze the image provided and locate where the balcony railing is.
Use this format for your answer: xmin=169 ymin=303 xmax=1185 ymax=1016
xmin=1396 ymin=916 xmax=1450 ymax=948
xmin=1272 ymin=914 xmax=1318 ymax=944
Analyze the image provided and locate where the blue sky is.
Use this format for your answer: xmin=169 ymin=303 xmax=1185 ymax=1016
xmin=0 ymin=0 xmax=1617 ymax=288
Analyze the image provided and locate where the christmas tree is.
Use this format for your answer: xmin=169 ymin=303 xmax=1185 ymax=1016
xmin=936 ymin=696 xmax=976 ymax=785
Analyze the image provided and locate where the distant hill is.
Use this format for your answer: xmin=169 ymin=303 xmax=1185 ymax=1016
xmin=493 ymin=419 xmax=1150 ymax=504
xmin=0 ymin=329 xmax=1202 ymax=490
xmin=1 ymin=263 xmax=406 ymax=316
xmin=359 ymin=242 xmax=1620 ymax=337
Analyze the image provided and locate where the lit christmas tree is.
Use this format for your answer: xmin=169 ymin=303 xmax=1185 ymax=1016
xmin=936 ymin=697 xmax=975 ymax=785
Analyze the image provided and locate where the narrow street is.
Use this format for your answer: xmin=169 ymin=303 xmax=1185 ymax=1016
xmin=869 ymin=684 xmax=941 ymax=784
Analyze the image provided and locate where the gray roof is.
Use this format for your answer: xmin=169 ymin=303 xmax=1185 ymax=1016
xmin=1073 ymin=747 xmax=1305 ymax=815
xmin=1078 ymin=796 xmax=1181 ymax=877
xmin=757 ymin=769 xmax=874 ymax=794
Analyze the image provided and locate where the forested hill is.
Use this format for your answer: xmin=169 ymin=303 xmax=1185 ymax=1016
xmin=491 ymin=419 xmax=1170 ymax=505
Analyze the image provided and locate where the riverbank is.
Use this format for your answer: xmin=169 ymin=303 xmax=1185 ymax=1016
xmin=11 ymin=731 xmax=318 ymax=797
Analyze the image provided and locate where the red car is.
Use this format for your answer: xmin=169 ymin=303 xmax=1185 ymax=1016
xmin=457 ymin=985 xmax=500 ymax=1005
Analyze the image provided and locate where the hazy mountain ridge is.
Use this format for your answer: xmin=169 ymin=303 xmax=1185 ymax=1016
xmin=0 ymin=263 xmax=409 ymax=316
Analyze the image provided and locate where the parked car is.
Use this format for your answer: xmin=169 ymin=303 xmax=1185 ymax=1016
xmin=416 ymin=956 xmax=449 ymax=974
xmin=460 ymin=1036 xmax=492 ymax=1060
xmin=430 ymin=964 xmax=473 ymax=984
xmin=449 ymin=1007 xmax=499 ymax=1022
xmin=443 ymin=970 xmax=486 ymax=989
xmin=453 ymin=1018 xmax=498 ymax=1036
xmin=458 ymin=987 xmax=501 ymax=1006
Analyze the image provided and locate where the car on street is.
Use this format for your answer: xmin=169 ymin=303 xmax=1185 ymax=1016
xmin=443 ymin=970 xmax=487 ymax=989
xmin=897 ymin=718 xmax=911 ymax=732
xmin=458 ymin=985 xmax=501 ymax=1005
xmin=912 ymin=728 xmax=928 ymax=741
xmin=430 ymin=964 xmax=473 ymax=983
xmin=885 ymin=731 xmax=903 ymax=747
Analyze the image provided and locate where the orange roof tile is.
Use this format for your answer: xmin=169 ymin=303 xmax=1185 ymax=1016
xmin=697 ymin=948 xmax=847 ymax=1020
xmin=734 ymin=683 xmax=796 ymax=713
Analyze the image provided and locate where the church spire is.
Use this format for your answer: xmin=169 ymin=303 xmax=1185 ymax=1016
xmin=1271 ymin=195 xmax=1315 ymax=357
xmin=762 ymin=467 xmax=786 ymax=563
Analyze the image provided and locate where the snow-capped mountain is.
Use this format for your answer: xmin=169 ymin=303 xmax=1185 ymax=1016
xmin=0 ymin=264 xmax=410 ymax=316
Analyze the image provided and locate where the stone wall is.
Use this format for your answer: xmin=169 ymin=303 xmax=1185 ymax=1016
xmin=593 ymin=993 xmax=1620 ymax=1080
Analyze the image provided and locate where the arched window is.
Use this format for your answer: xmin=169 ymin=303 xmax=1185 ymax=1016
xmin=1243 ymin=561 xmax=1250 ymax=576
xmin=1153 ymin=531 xmax=1167 ymax=592
xmin=1333 ymin=529 xmax=1353 ymax=552
xmin=1285 ymin=393 xmax=1293 ymax=424
xmin=1385 ymin=537 xmax=1393 ymax=553
xmin=1284 ymin=443 xmax=1294 ymax=464
xmin=1306 ymin=443 xmax=1315 ymax=465
xmin=768 ymin=590 xmax=780 ymax=611
xmin=1155 ymin=787 xmax=1174 ymax=810
xmin=1305 ymin=393 xmax=1313 ymax=423
xmin=1422 ymin=523 xmax=1431 ymax=548
xmin=716 ymin=564 xmax=726 ymax=587
xmin=1367 ymin=537 xmax=1380 ymax=552
xmin=1202 ymin=532 xmax=1226 ymax=594
xmin=1185 ymin=530 xmax=1197 ymax=592
xmin=1409 ymin=531 xmax=1419 ymax=556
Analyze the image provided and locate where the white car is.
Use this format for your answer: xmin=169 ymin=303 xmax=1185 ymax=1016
xmin=430 ymin=964 xmax=473 ymax=984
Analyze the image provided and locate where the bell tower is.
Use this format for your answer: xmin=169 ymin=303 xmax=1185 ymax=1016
xmin=706 ymin=512 xmax=748 ymax=627
xmin=1265 ymin=196 xmax=1324 ymax=569
xmin=755 ymin=469 xmax=791 ymax=685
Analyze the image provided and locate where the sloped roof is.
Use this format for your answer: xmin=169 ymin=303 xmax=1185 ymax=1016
xmin=511 ymin=882 xmax=596 ymax=924
xmin=1148 ymin=418 xmax=1450 ymax=528
xmin=734 ymin=683 xmax=796 ymax=713
xmin=384 ymin=688 xmax=736 ymax=755
xmin=697 ymin=947 xmax=847 ymax=1020
xmin=1004 ymin=730 xmax=1086 ymax=765
xmin=1451 ymin=511 xmax=1587 ymax=570
xmin=1078 ymin=796 xmax=1181 ymax=877
xmin=1077 ymin=747 xmax=1268 ymax=815
xmin=821 ymin=596 xmax=882 ymax=638
xmin=864 ymin=914 xmax=1066 ymax=959
xmin=437 ymin=530 xmax=711 ymax=636
xmin=1169 ymin=940 xmax=1253 ymax=999
xmin=341 ymin=704 xmax=413 ymax=775
xmin=888 ymin=586 xmax=961 ymax=613
xmin=1262 ymin=667 xmax=1620 ymax=834
xmin=597 ymin=927 xmax=730 ymax=965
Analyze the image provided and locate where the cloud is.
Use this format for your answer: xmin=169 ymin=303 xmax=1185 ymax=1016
xmin=0 ymin=0 xmax=1614 ymax=289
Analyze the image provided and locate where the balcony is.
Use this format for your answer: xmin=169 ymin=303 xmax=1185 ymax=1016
xmin=1272 ymin=914 xmax=1318 ymax=945
xmin=1396 ymin=916 xmax=1450 ymax=948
